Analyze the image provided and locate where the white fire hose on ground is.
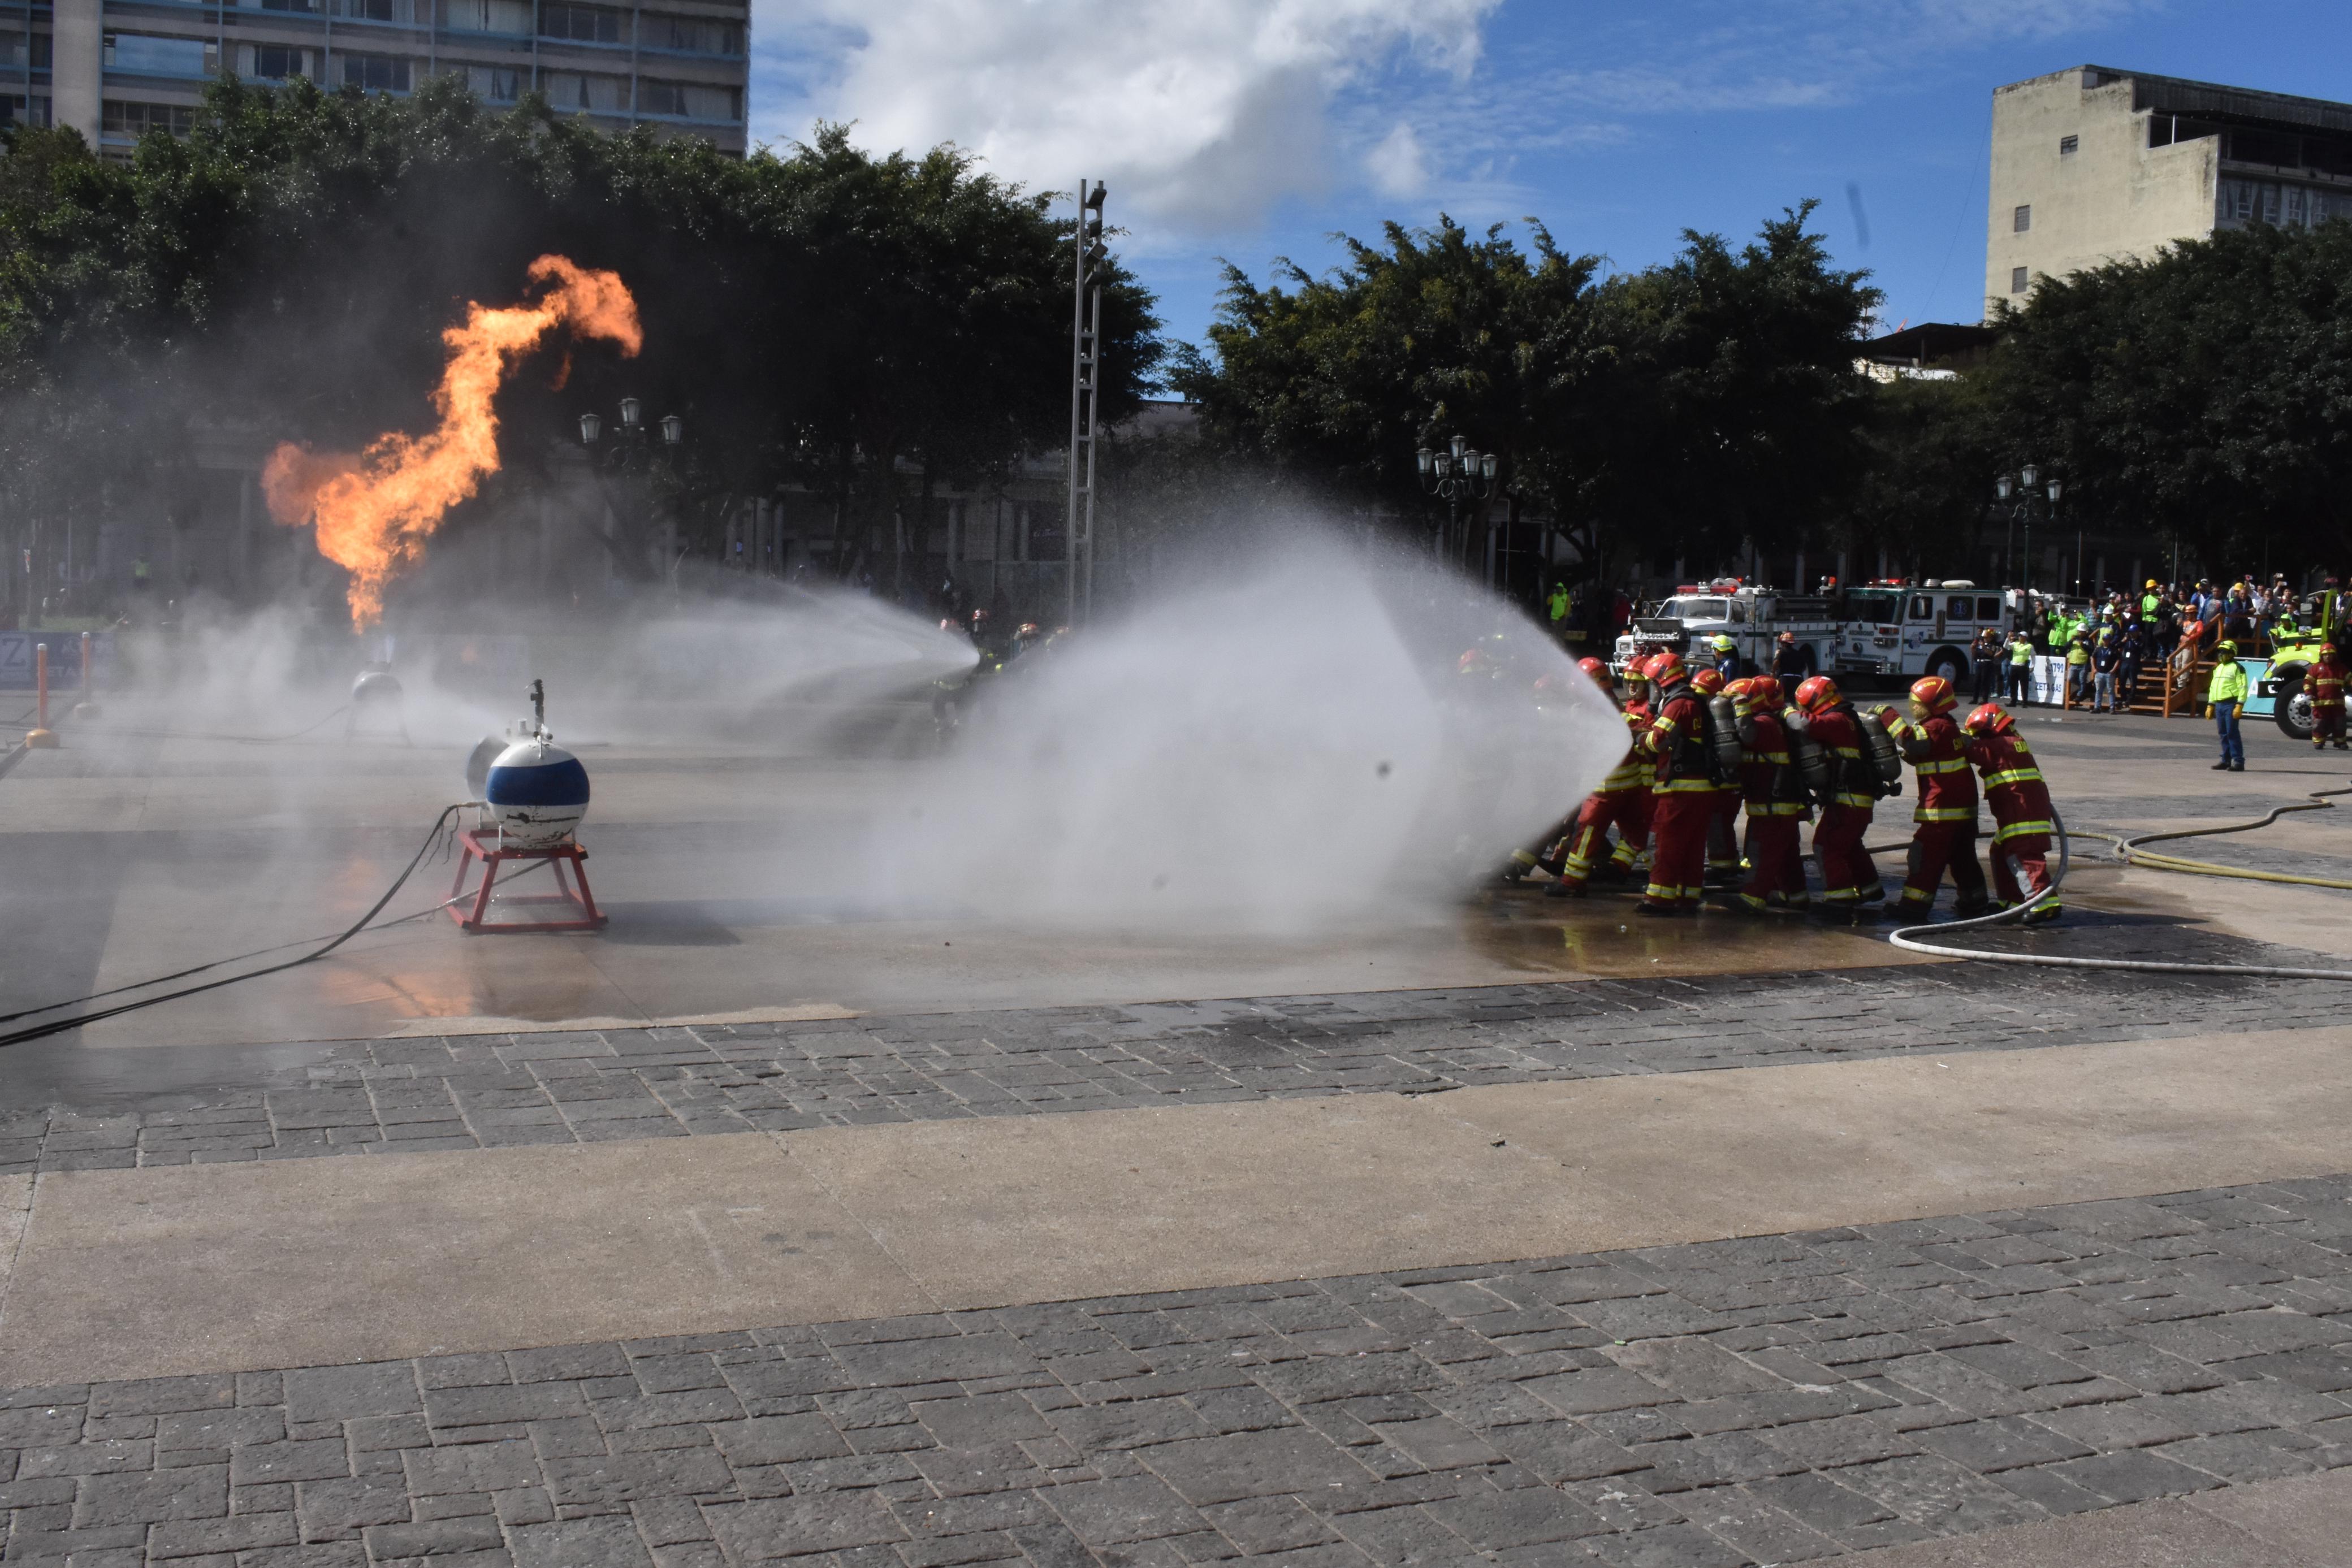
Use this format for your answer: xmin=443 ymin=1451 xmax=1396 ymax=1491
xmin=1886 ymin=791 xmax=2352 ymax=981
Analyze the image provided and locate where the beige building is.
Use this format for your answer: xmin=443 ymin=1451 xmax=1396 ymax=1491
xmin=11 ymin=0 xmax=748 ymax=158
xmin=1986 ymin=65 xmax=2352 ymax=313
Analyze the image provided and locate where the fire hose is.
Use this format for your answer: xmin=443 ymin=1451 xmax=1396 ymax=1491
xmin=1886 ymin=787 xmax=2352 ymax=981
xmin=0 ymin=802 xmax=549 ymax=1049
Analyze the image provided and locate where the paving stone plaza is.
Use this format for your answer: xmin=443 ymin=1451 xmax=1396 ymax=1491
xmin=3 ymin=707 xmax=2351 ymax=1565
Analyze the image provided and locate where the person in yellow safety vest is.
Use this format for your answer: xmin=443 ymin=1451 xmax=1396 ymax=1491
xmin=2141 ymin=580 xmax=2161 ymax=621
xmin=1548 ymin=582 xmax=1571 ymax=643
xmin=2207 ymin=640 xmax=2249 ymax=772
xmin=2065 ymin=626 xmax=2092 ymax=705
xmin=2005 ymin=628 xmax=2034 ymax=705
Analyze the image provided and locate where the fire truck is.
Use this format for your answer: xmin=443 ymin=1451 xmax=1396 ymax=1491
xmin=1615 ymin=578 xmax=2022 ymax=687
xmin=1828 ymin=581 xmax=2022 ymax=686
xmin=1611 ymin=580 xmax=1843 ymax=680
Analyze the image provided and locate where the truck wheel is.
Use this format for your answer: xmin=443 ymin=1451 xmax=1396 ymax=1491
xmin=2275 ymin=670 xmax=2314 ymax=740
xmin=1927 ymin=648 xmax=1967 ymax=687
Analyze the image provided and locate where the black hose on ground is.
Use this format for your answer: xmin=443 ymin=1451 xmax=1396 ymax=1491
xmin=0 ymin=802 xmax=488 ymax=1049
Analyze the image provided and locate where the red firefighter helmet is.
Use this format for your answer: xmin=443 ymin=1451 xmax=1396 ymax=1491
xmin=1690 ymin=667 xmax=1725 ymax=696
xmin=1747 ymin=674 xmax=1783 ymax=709
xmin=1793 ymin=674 xmax=1843 ymax=713
xmin=2324 ymin=644 xmax=2340 ymax=661
xmin=1961 ymin=701 xmax=2016 ymax=737
xmin=1909 ymin=675 xmax=1960 ymax=717
xmin=1646 ymin=651 xmax=1688 ymax=690
xmin=1577 ymin=656 xmax=1608 ymax=682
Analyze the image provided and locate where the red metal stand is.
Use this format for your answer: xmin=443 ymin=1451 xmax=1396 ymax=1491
xmin=446 ymin=828 xmax=608 ymax=934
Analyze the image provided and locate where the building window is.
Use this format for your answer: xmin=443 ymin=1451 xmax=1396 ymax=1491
xmin=0 ymin=34 xmax=52 ymax=70
xmin=332 ymin=0 xmax=420 ymax=22
xmin=464 ymin=63 xmax=520 ymax=101
xmin=245 ymin=44 xmax=308 ymax=80
xmin=103 ymin=99 xmax=197 ymax=137
xmin=641 ymin=13 xmax=742 ymax=54
xmin=447 ymin=0 xmax=531 ymax=33
xmin=0 ymin=96 xmax=53 ymax=129
xmin=2013 ymin=204 xmax=2031 ymax=233
xmin=341 ymin=53 xmax=410 ymax=92
xmin=2059 ymin=135 xmax=2078 ymax=157
xmin=105 ymin=33 xmax=216 ymax=77
xmin=2011 ymin=266 xmax=2029 ymax=294
xmin=541 ymin=71 xmax=630 ymax=112
xmin=635 ymin=80 xmax=740 ymax=121
xmin=539 ymin=3 xmax=626 ymax=44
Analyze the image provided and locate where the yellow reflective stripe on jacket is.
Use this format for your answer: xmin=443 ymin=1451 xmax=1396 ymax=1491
xmin=1655 ymin=778 xmax=1717 ymax=793
xmin=1832 ymin=791 xmax=1875 ymax=809
xmin=1984 ymin=768 xmax=2043 ymax=787
xmin=1916 ymin=758 xmax=1968 ymax=774
xmin=1747 ymin=802 xmax=1808 ymax=817
xmin=1914 ymin=807 xmax=1975 ymax=823
xmin=1994 ymin=819 xmax=2054 ymax=842
xmin=1744 ymin=750 xmax=1791 ymax=765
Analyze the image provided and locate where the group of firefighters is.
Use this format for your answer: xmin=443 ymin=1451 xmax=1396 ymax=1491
xmin=1514 ymin=652 xmax=2062 ymax=924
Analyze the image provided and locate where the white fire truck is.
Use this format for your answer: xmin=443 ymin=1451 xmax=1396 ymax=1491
xmin=1614 ymin=578 xmax=2024 ymax=688
xmin=1827 ymin=582 xmax=2022 ymax=685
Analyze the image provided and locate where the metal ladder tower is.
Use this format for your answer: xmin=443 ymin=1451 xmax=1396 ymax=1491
xmin=1066 ymin=177 xmax=1108 ymax=627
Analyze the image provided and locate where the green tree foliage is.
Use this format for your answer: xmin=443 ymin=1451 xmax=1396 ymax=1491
xmin=1836 ymin=372 xmax=2000 ymax=583
xmin=0 ymin=78 xmax=1160 ymax=595
xmin=1173 ymin=203 xmax=1878 ymax=584
xmin=1983 ymin=220 xmax=2352 ymax=573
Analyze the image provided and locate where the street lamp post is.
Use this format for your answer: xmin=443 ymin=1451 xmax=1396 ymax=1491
xmin=1993 ymin=466 xmax=2061 ymax=595
xmin=578 ymin=398 xmax=685 ymax=587
xmin=1416 ymin=435 xmax=1499 ymax=576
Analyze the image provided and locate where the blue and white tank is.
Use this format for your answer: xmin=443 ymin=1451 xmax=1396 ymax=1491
xmin=483 ymin=737 xmax=590 ymax=848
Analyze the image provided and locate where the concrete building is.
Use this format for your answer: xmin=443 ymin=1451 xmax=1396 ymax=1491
xmin=9 ymin=0 xmax=748 ymax=158
xmin=1987 ymin=65 xmax=2352 ymax=312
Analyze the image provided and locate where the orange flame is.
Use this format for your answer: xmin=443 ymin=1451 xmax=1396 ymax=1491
xmin=263 ymin=255 xmax=642 ymax=629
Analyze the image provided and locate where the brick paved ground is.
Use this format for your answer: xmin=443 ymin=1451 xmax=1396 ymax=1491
xmin=4 ymin=1175 xmax=2348 ymax=1567
xmin=9 ymin=938 xmax=2347 ymax=1174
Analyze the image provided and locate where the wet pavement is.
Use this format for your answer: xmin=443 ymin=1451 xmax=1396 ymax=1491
xmin=6 ymin=695 xmax=2352 ymax=1567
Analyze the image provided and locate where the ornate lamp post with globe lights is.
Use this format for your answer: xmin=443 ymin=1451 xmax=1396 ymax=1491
xmin=1994 ymin=465 xmax=2061 ymax=594
xmin=578 ymin=398 xmax=685 ymax=590
xmin=1417 ymin=435 xmax=1499 ymax=574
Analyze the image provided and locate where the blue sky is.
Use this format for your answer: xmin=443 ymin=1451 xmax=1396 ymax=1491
xmin=751 ymin=1 xmax=2352 ymax=359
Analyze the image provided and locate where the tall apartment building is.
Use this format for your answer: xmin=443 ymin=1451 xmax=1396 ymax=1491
xmin=1987 ymin=66 xmax=2352 ymax=312
xmin=6 ymin=0 xmax=746 ymax=157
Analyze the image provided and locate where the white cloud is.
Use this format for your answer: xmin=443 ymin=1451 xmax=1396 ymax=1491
xmin=752 ymin=0 xmax=1503 ymax=231
xmin=1365 ymin=122 xmax=1429 ymax=197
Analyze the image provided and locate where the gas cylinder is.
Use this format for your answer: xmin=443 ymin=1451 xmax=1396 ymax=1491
xmin=1788 ymin=721 xmax=1831 ymax=802
xmin=1706 ymin=694 xmax=1744 ymax=782
xmin=485 ymin=735 xmax=590 ymax=848
xmin=1852 ymin=708 xmax=1906 ymax=796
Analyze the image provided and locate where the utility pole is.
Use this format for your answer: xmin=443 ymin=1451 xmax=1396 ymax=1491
xmin=1066 ymin=177 xmax=1107 ymax=627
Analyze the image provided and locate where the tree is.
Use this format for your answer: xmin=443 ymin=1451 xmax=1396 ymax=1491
xmin=1983 ymin=220 xmax=2352 ymax=574
xmin=1171 ymin=217 xmax=1603 ymax=552
xmin=1171 ymin=203 xmax=1879 ymax=592
xmin=0 ymin=79 xmax=1162 ymax=613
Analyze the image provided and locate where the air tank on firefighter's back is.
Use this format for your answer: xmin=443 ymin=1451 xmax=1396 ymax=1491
xmin=465 ymin=679 xmax=591 ymax=848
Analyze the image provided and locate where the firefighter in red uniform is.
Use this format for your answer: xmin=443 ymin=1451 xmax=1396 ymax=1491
xmin=2311 ymin=643 xmax=2347 ymax=751
xmin=1728 ymin=675 xmax=1809 ymax=912
xmin=1689 ymin=667 xmax=1743 ymax=883
xmin=1961 ymin=701 xmax=2061 ymax=924
xmin=1634 ymin=652 xmax=1715 ymax=915
xmin=1540 ymin=657 xmax=1649 ymax=895
xmin=1793 ymin=675 xmax=1882 ymax=914
xmin=1886 ymin=676 xmax=1989 ymax=918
